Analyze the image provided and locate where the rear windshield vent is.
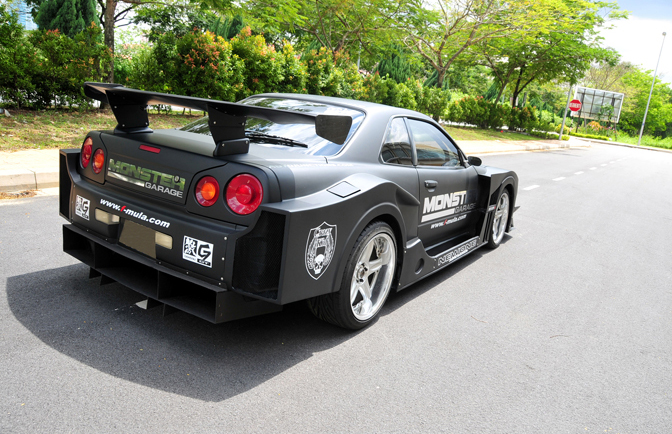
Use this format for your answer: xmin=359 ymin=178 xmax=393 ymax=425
xmin=233 ymin=212 xmax=285 ymax=300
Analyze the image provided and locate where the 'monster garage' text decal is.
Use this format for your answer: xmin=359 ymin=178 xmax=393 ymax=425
xmin=422 ymin=190 xmax=476 ymax=223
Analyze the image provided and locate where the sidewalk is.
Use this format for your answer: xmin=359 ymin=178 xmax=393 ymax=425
xmin=0 ymin=138 xmax=590 ymax=193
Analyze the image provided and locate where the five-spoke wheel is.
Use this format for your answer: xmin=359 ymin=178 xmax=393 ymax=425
xmin=487 ymin=189 xmax=510 ymax=249
xmin=308 ymin=221 xmax=397 ymax=329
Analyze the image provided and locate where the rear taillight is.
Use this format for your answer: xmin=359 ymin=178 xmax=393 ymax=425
xmin=92 ymin=149 xmax=105 ymax=174
xmin=81 ymin=137 xmax=93 ymax=168
xmin=226 ymin=174 xmax=263 ymax=215
xmin=195 ymin=176 xmax=220 ymax=207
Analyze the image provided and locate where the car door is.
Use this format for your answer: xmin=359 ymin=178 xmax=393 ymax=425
xmin=407 ymin=118 xmax=480 ymax=250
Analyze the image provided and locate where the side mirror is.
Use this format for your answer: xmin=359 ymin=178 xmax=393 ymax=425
xmin=467 ymin=156 xmax=482 ymax=166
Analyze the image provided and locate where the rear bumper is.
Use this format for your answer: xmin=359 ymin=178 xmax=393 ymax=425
xmin=59 ymin=149 xmax=283 ymax=323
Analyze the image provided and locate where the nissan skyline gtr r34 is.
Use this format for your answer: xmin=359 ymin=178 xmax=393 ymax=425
xmin=59 ymin=82 xmax=518 ymax=330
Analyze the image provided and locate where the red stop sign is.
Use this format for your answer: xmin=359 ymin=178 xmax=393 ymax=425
xmin=569 ymin=99 xmax=582 ymax=112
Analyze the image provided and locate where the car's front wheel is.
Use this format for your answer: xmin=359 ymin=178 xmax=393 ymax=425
xmin=308 ymin=221 xmax=397 ymax=330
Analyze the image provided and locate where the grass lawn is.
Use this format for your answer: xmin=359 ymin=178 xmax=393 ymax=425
xmin=443 ymin=125 xmax=540 ymax=141
xmin=0 ymin=109 xmax=198 ymax=151
xmin=0 ymin=109 xmax=547 ymax=152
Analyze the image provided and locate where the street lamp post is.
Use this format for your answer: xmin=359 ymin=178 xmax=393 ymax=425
xmin=638 ymin=32 xmax=667 ymax=146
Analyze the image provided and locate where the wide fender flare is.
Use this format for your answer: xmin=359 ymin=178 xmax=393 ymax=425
xmin=329 ymin=199 xmax=407 ymax=295
xmin=487 ymin=174 xmax=518 ymax=233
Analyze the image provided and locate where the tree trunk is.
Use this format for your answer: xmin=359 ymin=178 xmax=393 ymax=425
xmin=104 ymin=0 xmax=116 ymax=84
xmin=436 ymin=68 xmax=446 ymax=89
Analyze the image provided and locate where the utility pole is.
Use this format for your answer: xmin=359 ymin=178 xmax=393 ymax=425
xmin=638 ymin=32 xmax=666 ymax=146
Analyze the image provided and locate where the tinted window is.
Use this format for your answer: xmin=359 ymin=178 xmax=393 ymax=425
xmin=407 ymin=119 xmax=461 ymax=167
xmin=180 ymin=97 xmax=365 ymax=156
xmin=381 ymin=118 xmax=413 ymax=166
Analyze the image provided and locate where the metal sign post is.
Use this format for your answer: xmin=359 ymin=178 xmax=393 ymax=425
xmin=559 ymin=85 xmax=573 ymax=141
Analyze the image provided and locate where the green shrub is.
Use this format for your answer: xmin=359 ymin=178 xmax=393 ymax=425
xmin=0 ymin=8 xmax=109 ymax=109
xmin=568 ymin=131 xmax=611 ymax=141
xmin=276 ymin=41 xmax=308 ymax=94
xmin=28 ymin=24 xmax=110 ymax=109
xmin=508 ymin=106 xmax=536 ymax=131
xmin=445 ymin=95 xmax=508 ymax=129
xmin=231 ymin=28 xmax=283 ymax=98
xmin=173 ymin=30 xmax=244 ymax=101
xmin=0 ymin=5 xmax=37 ymax=108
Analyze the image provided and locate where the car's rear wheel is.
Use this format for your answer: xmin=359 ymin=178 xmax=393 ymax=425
xmin=308 ymin=221 xmax=397 ymax=330
xmin=487 ymin=189 xmax=510 ymax=249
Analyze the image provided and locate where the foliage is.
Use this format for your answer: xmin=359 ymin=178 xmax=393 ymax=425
xmin=242 ymin=0 xmax=400 ymax=69
xmin=35 ymin=0 xmax=97 ymax=38
xmin=209 ymin=14 xmax=246 ymax=40
xmin=397 ymin=0 xmax=564 ymax=89
xmin=615 ymin=134 xmax=672 ymax=150
xmin=617 ymin=67 xmax=672 ymax=138
xmin=0 ymin=9 xmax=110 ymax=110
xmin=132 ymin=2 xmax=217 ymax=42
xmin=568 ymin=131 xmax=611 ymax=141
xmin=302 ymin=47 xmax=363 ymax=98
xmin=174 ymin=30 xmax=245 ymax=101
xmin=0 ymin=4 xmax=37 ymax=108
xmin=446 ymin=96 xmax=509 ymax=129
xmin=375 ymin=46 xmax=413 ymax=84
xmin=477 ymin=1 xmax=626 ymax=106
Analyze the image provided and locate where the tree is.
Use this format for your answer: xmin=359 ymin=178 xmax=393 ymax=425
xmin=583 ymin=60 xmax=635 ymax=92
xmin=396 ymin=0 xmax=558 ymax=89
xmin=242 ymin=0 xmax=402 ymax=67
xmin=618 ymin=67 xmax=672 ymax=137
xmin=476 ymin=0 xmax=626 ymax=106
xmin=34 ymin=0 xmax=97 ymax=38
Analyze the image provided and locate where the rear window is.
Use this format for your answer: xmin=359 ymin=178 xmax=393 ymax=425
xmin=180 ymin=97 xmax=365 ymax=156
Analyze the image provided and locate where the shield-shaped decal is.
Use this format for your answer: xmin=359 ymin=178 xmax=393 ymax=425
xmin=305 ymin=222 xmax=337 ymax=280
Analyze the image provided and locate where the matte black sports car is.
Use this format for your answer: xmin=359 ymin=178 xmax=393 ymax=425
xmin=59 ymin=82 xmax=518 ymax=329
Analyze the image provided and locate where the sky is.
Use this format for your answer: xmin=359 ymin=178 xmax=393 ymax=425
xmin=598 ymin=0 xmax=672 ymax=84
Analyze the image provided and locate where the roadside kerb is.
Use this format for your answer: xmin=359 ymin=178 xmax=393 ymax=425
xmin=0 ymin=139 xmax=589 ymax=193
xmin=0 ymin=149 xmax=60 ymax=193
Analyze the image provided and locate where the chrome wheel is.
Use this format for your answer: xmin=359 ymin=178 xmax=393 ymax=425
xmin=350 ymin=232 xmax=396 ymax=322
xmin=492 ymin=191 xmax=510 ymax=245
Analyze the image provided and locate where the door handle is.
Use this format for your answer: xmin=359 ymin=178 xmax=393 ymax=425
xmin=424 ymin=180 xmax=438 ymax=189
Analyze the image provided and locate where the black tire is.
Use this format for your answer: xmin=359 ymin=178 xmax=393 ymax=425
xmin=487 ymin=188 xmax=510 ymax=249
xmin=307 ymin=221 xmax=397 ymax=330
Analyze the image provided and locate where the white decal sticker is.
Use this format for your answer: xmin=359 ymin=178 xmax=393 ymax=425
xmin=75 ymin=195 xmax=90 ymax=220
xmin=305 ymin=222 xmax=337 ymax=280
xmin=436 ymin=237 xmax=478 ymax=267
xmin=422 ymin=190 xmax=477 ymax=223
xmin=182 ymin=236 xmax=213 ymax=268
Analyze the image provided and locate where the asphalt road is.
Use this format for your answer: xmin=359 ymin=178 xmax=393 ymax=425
xmin=1 ymin=144 xmax=671 ymax=433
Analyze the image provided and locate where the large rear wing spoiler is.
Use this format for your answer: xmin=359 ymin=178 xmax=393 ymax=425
xmin=84 ymin=82 xmax=353 ymax=156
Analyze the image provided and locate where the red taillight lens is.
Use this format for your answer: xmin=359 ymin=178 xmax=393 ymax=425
xmin=195 ymin=176 xmax=220 ymax=207
xmin=81 ymin=137 xmax=93 ymax=168
xmin=226 ymin=174 xmax=263 ymax=215
xmin=92 ymin=149 xmax=105 ymax=174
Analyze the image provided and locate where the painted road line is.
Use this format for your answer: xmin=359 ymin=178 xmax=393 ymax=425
xmin=575 ymin=171 xmax=584 ymax=175
xmin=523 ymin=185 xmax=540 ymax=191
xmin=590 ymin=167 xmax=597 ymax=170
xmin=553 ymin=177 xmax=566 ymax=181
